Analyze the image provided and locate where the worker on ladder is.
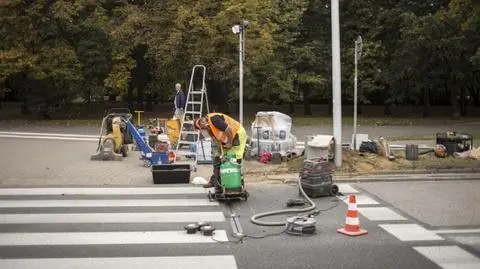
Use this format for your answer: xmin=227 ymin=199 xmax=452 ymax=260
xmin=194 ymin=112 xmax=247 ymax=189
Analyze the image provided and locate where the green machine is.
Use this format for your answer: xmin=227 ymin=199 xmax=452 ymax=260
xmin=208 ymin=153 xmax=249 ymax=202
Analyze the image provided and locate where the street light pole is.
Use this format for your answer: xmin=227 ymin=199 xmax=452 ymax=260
xmin=232 ymin=20 xmax=249 ymax=126
xmin=353 ymin=35 xmax=362 ymax=150
xmin=239 ymin=25 xmax=244 ymax=126
xmin=331 ymin=0 xmax=342 ymax=167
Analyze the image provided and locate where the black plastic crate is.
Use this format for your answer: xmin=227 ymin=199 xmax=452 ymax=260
xmin=152 ymin=164 xmax=191 ymax=184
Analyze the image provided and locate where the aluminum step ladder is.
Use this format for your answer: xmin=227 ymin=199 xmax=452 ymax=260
xmin=175 ymin=65 xmax=211 ymax=171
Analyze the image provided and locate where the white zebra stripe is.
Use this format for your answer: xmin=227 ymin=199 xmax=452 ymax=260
xmin=0 ymin=199 xmax=218 ymax=208
xmin=0 ymin=212 xmax=225 ymax=224
xmin=0 ymin=256 xmax=238 ymax=269
xmin=0 ymin=134 xmax=97 ymax=141
xmin=0 ymin=131 xmax=98 ymax=138
xmin=0 ymin=187 xmax=206 ymax=196
xmin=0 ymin=230 xmax=229 ymax=246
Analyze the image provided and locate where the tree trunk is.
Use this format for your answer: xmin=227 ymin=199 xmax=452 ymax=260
xmin=289 ymin=83 xmax=295 ymax=115
xmin=220 ymin=80 xmax=230 ymax=114
xmin=127 ymin=84 xmax=134 ymax=109
xmin=423 ymin=87 xmax=430 ymax=118
xmin=450 ymin=77 xmax=460 ymax=120
xmin=302 ymin=84 xmax=312 ymax=116
xmin=468 ymin=86 xmax=480 ymax=106
xmin=460 ymin=86 xmax=466 ymax=116
xmin=137 ymin=87 xmax=144 ymax=109
xmin=146 ymin=92 xmax=153 ymax=112
xmin=328 ymin=99 xmax=332 ymax=116
xmin=289 ymin=102 xmax=295 ymax=114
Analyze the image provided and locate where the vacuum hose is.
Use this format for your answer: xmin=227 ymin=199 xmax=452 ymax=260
xmin=250 ymin=177 xmax=316 ymax=226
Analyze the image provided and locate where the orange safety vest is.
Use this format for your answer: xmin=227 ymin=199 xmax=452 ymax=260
xmin=206 ymin=113 xmax=240 ymax=144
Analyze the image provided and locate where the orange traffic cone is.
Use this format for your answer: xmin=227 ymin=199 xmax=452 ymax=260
xmin=337 ymin=194 xmax=368 ymax=236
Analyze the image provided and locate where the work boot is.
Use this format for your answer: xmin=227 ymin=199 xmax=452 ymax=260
xmin=203 ymin=173 xmax=218 ymax=188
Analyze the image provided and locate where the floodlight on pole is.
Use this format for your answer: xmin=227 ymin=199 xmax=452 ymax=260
xmin=232 ymin=20 xmax=248 ymax=125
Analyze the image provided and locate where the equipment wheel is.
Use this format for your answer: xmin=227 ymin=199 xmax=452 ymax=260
xmin=121 ymin=145 xmax=128 ymax=157
xmin=330 ymin=184 xmax=339 ymax=196
xmin=144 ymin=160 xmax=151 ymax=167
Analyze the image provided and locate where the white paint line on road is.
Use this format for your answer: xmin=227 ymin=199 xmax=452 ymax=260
xmin=342 ymin=194 xmax=379 ymax=205
xmin=433 ymin=229 xmax=480 ymax=234
xmin=0 ymin=255 xmax=238 ymax=269
xmin=0 ymin=131 xmax=98 ymax=138
xmin=0 ymin=230 xmax=229 ymax=246
xmin=0 ymin=134 xmax=97 ymax=142
xmin=358 ymin=207 xmax=407 ymax=221
xmin=379 ymin=224 xmax=444 ymax=241
xmin=0 ymin=199 xmax=219 ymax=208
xmin=0 ymin=187 xmax=206 ymax=196
xmin=413 ymin=246 xmax=480 ymax=269
xmin=337 ymin=184 xmax=359 ymax=194
xmin=0 ymin=212 xmax=225 ymax=224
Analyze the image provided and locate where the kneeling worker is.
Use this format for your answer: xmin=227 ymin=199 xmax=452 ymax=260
xmin=194 ymin=112 xmax=247 ymax=189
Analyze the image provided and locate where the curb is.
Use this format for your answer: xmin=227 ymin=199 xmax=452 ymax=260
xmin=332 ymin=175 xmax=480 ymax=183
xmin=334 ymin=168 xmax=480 ymax=177
xmin=260 ymin=170 xmax=480 ymax=184
xmin=274 ymin=174 xmax=480 ymax=184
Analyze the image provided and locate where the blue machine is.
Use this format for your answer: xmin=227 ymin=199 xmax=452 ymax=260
xmin=123 ymin=118 xmax=165 ymax=167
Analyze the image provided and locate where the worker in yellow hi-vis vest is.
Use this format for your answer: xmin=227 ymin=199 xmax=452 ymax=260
xmin=194 ymin=112 xmax=247 ymax=189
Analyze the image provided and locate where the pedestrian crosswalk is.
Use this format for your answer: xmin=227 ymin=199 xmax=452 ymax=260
xmin=347 ymin=183 xmax=480 ymax=268
xmin=0 ymin=186 xmax=238 ymax=269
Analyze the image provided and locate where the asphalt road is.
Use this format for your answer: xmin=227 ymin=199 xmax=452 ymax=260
xmin=1 ymin=135 xmax=480 ymax=268
xmin=353 ymin=181 xmax=480 ymax=255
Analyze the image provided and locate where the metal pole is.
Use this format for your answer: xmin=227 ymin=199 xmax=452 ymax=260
xmin=353 ymin=40 xmax=358 ymax=150
xmin=239 ymin=28 xmax=244 ymax=125
xmin=331 ymin=0 xmax=342 ymax=167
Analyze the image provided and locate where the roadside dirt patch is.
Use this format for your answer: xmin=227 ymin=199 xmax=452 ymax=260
xmin=242 ymin=149 xmax=480 ymax=182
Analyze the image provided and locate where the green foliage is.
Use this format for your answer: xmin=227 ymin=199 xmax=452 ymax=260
xmin=1 ymin=0 xmax=480 ymax=115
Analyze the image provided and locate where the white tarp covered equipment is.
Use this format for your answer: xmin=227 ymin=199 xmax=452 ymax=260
xmin=305 ymin=135 xmax=334 ymax=160
xmin=249 ymin=111 xmax=298 ymax=157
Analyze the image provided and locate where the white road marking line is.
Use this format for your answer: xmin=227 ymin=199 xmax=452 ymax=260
xmin=379 ymin=224 xmax=444 ymax=241
xmin=0 ymin=131 xmax=98 ymax=138
xmin=0 ymin=134 xmax=97 ymax=141
xmin=0 ymin=230 xmax=229 ymax=246
xmin=0 ymin=212 xmax=225 ymax=224
xmin=0 ymin=187 xmax=206 ymax=195
xmin=358 ymin=207 xmax=407 ymax=221
xmin=413 ymin=246 xmax=480 ymax=269
xmin=0 ymin=199 xmax=219 ymax=208
xmin=433 ymin=229 xmax=480 ymax=234
xmin=342 ymin=194 xmax=379 ymax=205
xmin=337 ymin=184 xmax=359 ymax=194
xmin=0 ymin=255 xmax=238 ymax=269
